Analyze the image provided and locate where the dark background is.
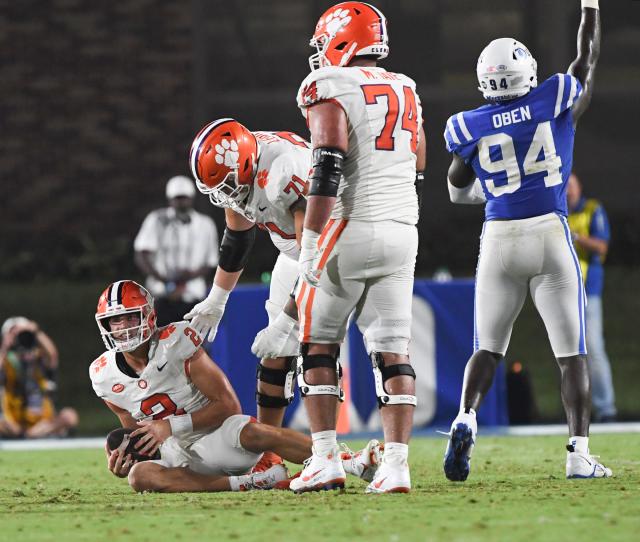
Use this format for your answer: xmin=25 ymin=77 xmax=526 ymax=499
xmin=1 ymin=0 xmax=638 ymax=431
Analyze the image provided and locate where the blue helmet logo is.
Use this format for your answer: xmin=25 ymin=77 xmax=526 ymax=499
xmin=514 ymin=47 xmax=528 ymax=59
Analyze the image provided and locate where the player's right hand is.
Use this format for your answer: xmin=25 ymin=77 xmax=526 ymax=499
xmin=251 ymin=312 xmax=300 ymax=359
xmin=184 ymin=300 xmax=224 ymax=343
xmin=299 ymin=229 xmax=322 ymax=288
xmin=106 ymin=440 xmax=135 ymax=478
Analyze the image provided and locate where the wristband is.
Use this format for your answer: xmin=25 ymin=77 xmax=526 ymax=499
xmin=169 ymin=414 xmax=193 ymax=437
xmin=581 ymin=0 xmax=599 ymax=9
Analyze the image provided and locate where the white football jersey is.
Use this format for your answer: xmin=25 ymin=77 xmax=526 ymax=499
xmin=243 ymin=131 xmax=312 ymax=261
xmin=297 ymin=66 xmax=422 ymax=225
xmin=89 ymin=321 xmax=209 ymax=444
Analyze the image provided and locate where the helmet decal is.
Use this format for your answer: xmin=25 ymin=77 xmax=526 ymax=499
xmin=188 ymin=118 xmax=258 ymax=219
xmin=309 ymin=2 xmax=389 ymax=71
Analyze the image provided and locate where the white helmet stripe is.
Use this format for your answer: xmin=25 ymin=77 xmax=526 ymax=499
xmin=189 ymin=118 xmax=235 ymax=181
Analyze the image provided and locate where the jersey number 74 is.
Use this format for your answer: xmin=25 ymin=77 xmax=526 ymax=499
xmin=361 ymin=84 xmax=419 ymax=154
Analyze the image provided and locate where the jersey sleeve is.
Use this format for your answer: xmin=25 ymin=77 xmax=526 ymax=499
xmin=160 ymin=321 xmax=202 ymax=373
xmin=590 ymin=203 xmax=610 ymax=242
xmin=265 ymin=154 xmax=310 ymax=211
xmin=88 ymin=353 xmax=112 ymax=399
xmin=443 ymin=111 xmax=478 ymax=163
xmin=133 ymin=211 xmax=160 ymax=252
xmin=296 ymin=67 xmax=353 ymax=116
xmin=536 ymin=73 xmax=583 ymax=120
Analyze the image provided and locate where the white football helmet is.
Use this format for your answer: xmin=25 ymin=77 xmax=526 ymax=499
xmin=476 ymin=38 xmax=537 ymax=101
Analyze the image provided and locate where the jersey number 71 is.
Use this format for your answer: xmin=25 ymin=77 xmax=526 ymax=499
xmin=361 ymin=84 xmax=419 ymax=153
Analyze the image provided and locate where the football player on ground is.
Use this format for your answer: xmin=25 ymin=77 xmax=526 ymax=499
xmin=442 ymin=0 xmax=610 ymax=480
xmin=184 ymin=120 xmax=311 ymax=471
xmin=263 ymin=2 xmax=426 ymax=494
xmin=90 ymin=280 xmax=380 ymax=492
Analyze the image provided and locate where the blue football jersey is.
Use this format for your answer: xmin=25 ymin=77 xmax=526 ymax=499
xmin=444 ymin=73 xmax=583 ymax=220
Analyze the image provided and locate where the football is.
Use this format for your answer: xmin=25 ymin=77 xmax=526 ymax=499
xmin=105 ymin=427 xmax=160 ymax=461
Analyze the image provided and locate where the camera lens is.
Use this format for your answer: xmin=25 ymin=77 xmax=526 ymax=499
xmin=15 ymin=330 xmax=37 ymax=350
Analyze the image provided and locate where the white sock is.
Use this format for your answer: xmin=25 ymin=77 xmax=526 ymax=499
xmin=312 ymin=430 xmax=338 ymax=457
xmin=569 ymin=436 xmax=589 ymax=454
xmin=228 ymin=474 xmax=251 ymax=491
xmin=383 ymin=442 xmax=409 ymax=465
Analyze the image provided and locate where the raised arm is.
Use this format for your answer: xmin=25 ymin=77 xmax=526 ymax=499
xmin=568 ymin=1 xmax=601 ymax=124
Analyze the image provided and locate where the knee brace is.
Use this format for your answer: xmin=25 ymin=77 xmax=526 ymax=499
xmin=370 ymin=351 xmax=417 ymax=407
xmin=297 ymin=346 xmax=344 ymax=401
xmin=255 ymin=358 xmax=296 ymax=408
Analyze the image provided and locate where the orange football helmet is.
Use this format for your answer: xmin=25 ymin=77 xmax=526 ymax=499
xmin=309 ymin=2 xmax=389 ymax=71
xmin=189 ymin=118 xmax=258 ymax=218
xmin=95 ymin=280 xmax=156 ymax=353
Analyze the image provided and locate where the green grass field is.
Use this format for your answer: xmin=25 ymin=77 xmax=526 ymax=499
xmin=1 ymin=434 xmax=638 ymax=542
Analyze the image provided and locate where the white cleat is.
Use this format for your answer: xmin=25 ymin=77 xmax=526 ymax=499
xmin=365 ymin=458 xmax=411 ymax=494
xmin=241 ymin=463 xmax=290 ymax=490
xmin=289 ymin=448 xmax=346 ymax=493
xmin=566 ymin=447 xmax=613 ymax=479
xmin=340 ymin=439 xmax=383 ymax=482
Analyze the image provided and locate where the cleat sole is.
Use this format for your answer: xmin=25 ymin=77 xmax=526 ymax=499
xmin=292 ymin=477 xmax=346 ymax=494
xmin=444 ymin=423 xmax=474 ymax=482
xmin=365 ymin=486 xmax=410 ymax=494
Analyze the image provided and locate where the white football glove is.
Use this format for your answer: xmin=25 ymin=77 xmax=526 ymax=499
xmin=251 ymin=311 xmax=300 ymax=359
xmin=299 ymin=228 xmax=322 ymax=288
xmin=183 ymin=284 xmax=231 ymax=342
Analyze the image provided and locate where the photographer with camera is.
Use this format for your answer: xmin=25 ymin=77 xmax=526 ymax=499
xmin=0 ymin=317 xmax=78 ymax=438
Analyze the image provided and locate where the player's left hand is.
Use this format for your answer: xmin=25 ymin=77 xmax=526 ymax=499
xmin=131 ymin=419 xmax=171 ymax=457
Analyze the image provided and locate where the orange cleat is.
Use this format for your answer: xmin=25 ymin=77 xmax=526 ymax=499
xmin=251 ymin=451 xmax=284 ymax=473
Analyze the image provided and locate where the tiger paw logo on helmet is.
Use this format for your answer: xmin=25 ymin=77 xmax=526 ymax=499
xmin=214 ymin=139 xmax=240 ymax=167
xmin=322 ymin=7 xmax=352 ymax=34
